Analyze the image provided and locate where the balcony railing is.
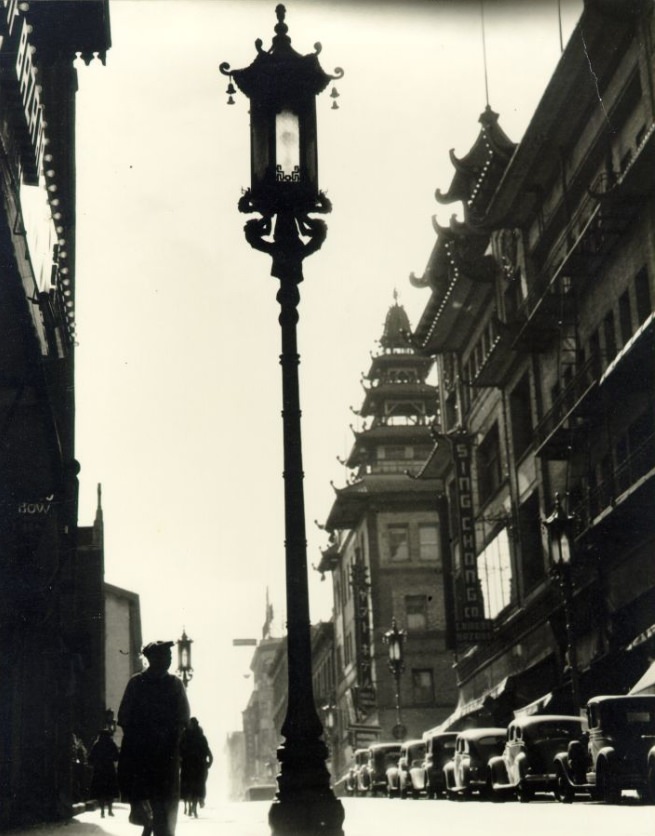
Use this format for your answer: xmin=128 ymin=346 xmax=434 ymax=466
xmin=572 ymin=431 xmax=655 ymax=532
xmin=533 ymin=355 xmax=599 ymax=455
xmin=511 ymin=172 xmax=626 ymax=346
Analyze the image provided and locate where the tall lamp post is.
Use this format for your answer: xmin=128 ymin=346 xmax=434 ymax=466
xmin=176 ymin=629 xmax=194 ymax=690
xmin=220 ymin=6 xmax=344 ymax=834
xmin=544 ymin=493 xmax=581 ymax=712
xmin=383 ymin=618 xmax=407 ymax=741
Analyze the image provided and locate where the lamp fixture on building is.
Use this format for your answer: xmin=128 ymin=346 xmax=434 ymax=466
xmin=544 ymin=493 xmax=581 ymax=712
xmin=176 ymin=629 xmax=194 ymax=689
xmin=220 ymin=6 xmax=344 ymax=834
xmin=383 ymin=618 xmax=407 ymax=740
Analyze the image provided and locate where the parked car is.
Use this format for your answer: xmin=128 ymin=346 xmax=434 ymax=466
xmin=553 ymin=694 xmax=655 ymax=804
xmin=422 ymin=731 xmax=457 ymax=798
xmin=443 ymin=728 xmax=506 ymax=799
xmin=398 ymin=739 xmax=427 ymax=799
xmin=364 ymin=743 xmax=402 ymax=797
xmin=487 ymin=715 xmax=586 ymax=802
xmin=345 ymin=748 xmax=369 ymax=796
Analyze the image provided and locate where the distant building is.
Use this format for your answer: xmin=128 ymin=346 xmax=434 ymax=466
xmin=74 ymin=485 xmax=107 ymax=749
xmin=241 ymin=636 xmax=284 ymax=789
xmin=0 ymin=3 xmax=110 ymax=827
xmin=318 ymin=297 xmax=458 ymax=779
xmin=104 ymin=581 xmax=143 ymax=743
xmin=224 ymin=730 xmax=247 ymax=801
xmin=412 ymin=0 xmax=655 ymax=726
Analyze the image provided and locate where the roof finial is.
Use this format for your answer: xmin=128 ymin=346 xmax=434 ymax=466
xmin=480 ymin=0 xmax=490 ymax=108
xmin=393 ymin=287 xmax=399 ymax=305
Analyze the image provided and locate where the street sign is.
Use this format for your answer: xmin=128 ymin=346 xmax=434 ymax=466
xmin=232 ymin=638 xmax=258 ymax=646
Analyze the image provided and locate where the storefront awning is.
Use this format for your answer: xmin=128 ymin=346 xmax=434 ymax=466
xmin=600 ymin=311 xmax=654 ymax=387
xmin=429 ymin=676 xmax=513 ymax=732
xmin=626 ymin=623 xmax=655 ymax=651
xmin=629 ymin=660 xmax=655 ymax=695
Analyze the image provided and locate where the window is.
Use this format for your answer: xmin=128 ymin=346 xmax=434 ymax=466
xmin=635 ymin=267 xmax=652 ymax=325
xmin=619 ymin=290 xmax=632 ymax=346
xmin=603 ymin=310 xmax=617 ymax=362
xmin=388 ymin=525 xmax=409 ymax=561
xmin=405 ymin=595 xmax=428 ymax=632
xmin=509 ymin=373 xmax=533 ymax=460
xmin=411 ymin=669 xmax=434 ymax=705
xmin=418 ymin=524 xmax=440 ymax=562
xmin=477 ymin=527 xmax=513 ymax=619
xmin=518 ymin=493 xmax=545 ymax=594
xmin=477 ymin=423 xmax=503 ymax=505
xmin=588 ymin=328 xmax=602 ymax=377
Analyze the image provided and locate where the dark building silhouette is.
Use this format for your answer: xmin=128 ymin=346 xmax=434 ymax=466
xmin=0 ymin=2 xmax=110 ymax=827
xmin=412 ymin=0 xmax=655 ymax=726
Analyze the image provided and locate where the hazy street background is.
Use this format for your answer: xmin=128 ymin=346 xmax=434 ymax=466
xmin=72 ymin=0 xmax=584 ymax=796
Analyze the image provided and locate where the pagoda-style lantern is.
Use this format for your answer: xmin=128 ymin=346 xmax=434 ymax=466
xmin=383 ymin=618 xmax=407 ymax=740
xmin=544 ymin=494 xmax=581 ymax=712
xmin=176 ymin=629 xmax=194 ymax=689
xmin=220 ymin=7 xmax=344 ymax=835
xmin=220 ymin=3 xmax=342 ymax=280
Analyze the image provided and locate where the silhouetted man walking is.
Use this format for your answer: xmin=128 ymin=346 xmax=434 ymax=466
xmin=118 ymin=641 xmax=190 ymax=836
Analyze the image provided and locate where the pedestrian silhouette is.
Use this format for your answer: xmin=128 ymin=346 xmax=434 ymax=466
xmin=71 ymin=732 xmax=89 ymax=803
xmin=117 ymin=640 xmax=190 ymax=836
xmin=180 ymin=717 xmax=213 ymax=817
xmin=88 ymin=729 xmax=119 ymax=817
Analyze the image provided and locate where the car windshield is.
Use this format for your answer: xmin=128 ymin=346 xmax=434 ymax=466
xmin=532 ymin=721 xmax=581 ymax=741
xmin=603 ymin=705 xmax=655 ymax=733
xmin=474 ymin=736 xmax=504 ymax=758
xmin=384 ymin=752 xmax=400 ymax=767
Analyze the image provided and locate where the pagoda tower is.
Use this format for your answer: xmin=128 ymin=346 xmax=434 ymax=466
xmin=318 ymin=296 xmax=457 ymax=776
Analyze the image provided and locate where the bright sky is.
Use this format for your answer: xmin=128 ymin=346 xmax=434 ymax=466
xmin=72 ymin=0 xmax=583 ymax=795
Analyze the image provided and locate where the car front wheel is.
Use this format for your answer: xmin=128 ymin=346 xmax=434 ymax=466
xmin=554 ymin=771 xmax=574 ymax=804
xmin=596 ymin=760 xmax=620 ymax=805
xmin=516 ymin=780 xmax=533 ymax=803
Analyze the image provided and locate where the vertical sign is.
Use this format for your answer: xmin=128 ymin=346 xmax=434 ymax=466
xmin=350 ymin=552 xmax=376 ymax=719
xmin=450 ymin=434 xmax=492 ymax=644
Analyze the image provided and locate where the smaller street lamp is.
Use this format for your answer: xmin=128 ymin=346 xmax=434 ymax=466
xmin=176 ymin=629 xmax=194 ymax=689
xmin=383 ymin=618 xmax=406 ymax=740
xmin=544 ymin=493 xmax=581 ymax=712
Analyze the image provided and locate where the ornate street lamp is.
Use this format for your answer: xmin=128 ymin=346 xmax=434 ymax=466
xmin=221 ymin=7 xmax=344 ymax=835
xmin=176 ymin=629 xmax=194 ymax=689
xmin=383 ymin=618 xmax=407 ymax=740
xmin=544 ymin=493 xmax=581 ymax=712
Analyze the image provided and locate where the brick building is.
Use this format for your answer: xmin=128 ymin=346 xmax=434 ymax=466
xmin=318 ymin=297 xmax=458 ymax=779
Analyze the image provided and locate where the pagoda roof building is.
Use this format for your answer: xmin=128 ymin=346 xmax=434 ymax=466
xmin=324 ymin=296 xmax=441 ymax=534
xmin=411 ymin=107 xmax=516 ymax=354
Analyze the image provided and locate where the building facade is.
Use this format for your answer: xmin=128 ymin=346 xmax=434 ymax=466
xmin=0 ymin=2 xmax=110 ymax=827
xmin=241 ymin=636 xmax=284 ymax=790
xmin=412 ymin=0 xmax=655 ymax=727
xmin=318 ymin=298 xmax=458 ymax=777
xmin=104 ymin=580 xmax=143 ymax=744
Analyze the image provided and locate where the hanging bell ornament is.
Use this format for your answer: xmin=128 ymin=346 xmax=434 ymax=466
xmin=227 ymin=95 xmax=235 ymax=105
xmin=226 ymin=81 xmax=236 ymax=95
xmin=330 ymin=86 xmax=340 ymax=110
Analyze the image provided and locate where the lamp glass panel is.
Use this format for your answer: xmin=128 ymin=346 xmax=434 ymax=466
xmin=275 ymin=109 xmax=300 ymax=182
xmin=559 ymin=530 xmax=571 ymax=565
xmin=180 ymin=648 xmax=189 ymax=668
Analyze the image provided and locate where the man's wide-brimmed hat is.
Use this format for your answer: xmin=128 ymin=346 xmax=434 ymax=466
xmin=142 ymin=640 xmax=174 ymax=658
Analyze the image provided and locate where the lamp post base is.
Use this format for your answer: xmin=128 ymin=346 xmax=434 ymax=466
xmin=268 ymin=739 xmax=344 ymax=836
xmin=269 ymin=794 xmax=345 ymax=836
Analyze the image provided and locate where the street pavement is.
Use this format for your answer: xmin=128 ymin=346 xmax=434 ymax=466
xmin=6 ymin=797 xmax=654 ymax=836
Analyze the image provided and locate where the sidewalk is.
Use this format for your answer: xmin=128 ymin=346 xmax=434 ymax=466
xmin=4 ymin=796 xmax=655 ymax=836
